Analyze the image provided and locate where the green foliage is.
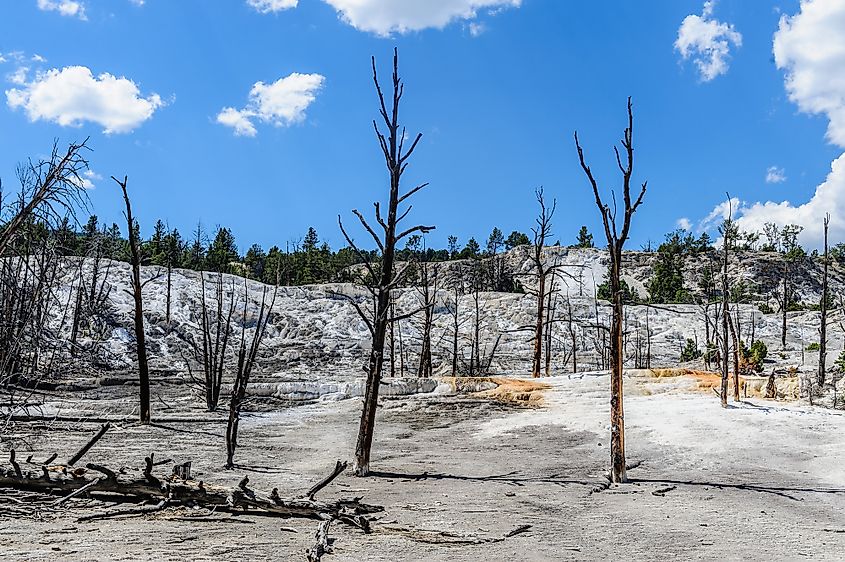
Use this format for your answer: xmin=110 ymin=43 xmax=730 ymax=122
xmin=806 ymin=342 xmax=820 ymax=352
xmin=680 ymin=339 xmax=701 ymax=362
xmin=597 ymin=274 xmax=641 ymax=304
xmin=206 ymin=227 xmax=239 ymax=273
xmin=486 ymin=227 xmax=504 ymax=255
xmin=758 ymin=302 xmax=774 ymax=314
xmin=504 ymin=230 xmax=530 ymax=250
xmin=646 ymin=229 xmax=708 ymax=304
xmin=459 ymin=238 xmax=481 ymax=259
xmin=742 ymin=340 xmax=768 ymax=373
xmin=835 ymin=350 xmax=845 ymax=372
xmin=574 ymin=226 xmax=594 ymax=249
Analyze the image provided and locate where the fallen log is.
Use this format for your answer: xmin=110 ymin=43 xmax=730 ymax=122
xmin=307 ymin=519 xmax=334 ymax=562
xmin=0 ymin=453 xmax=382 ymax=525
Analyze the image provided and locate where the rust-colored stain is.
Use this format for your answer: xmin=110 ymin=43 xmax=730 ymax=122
xmin=439 ymin=376 xmax=550 ymax=406
xmin=641 ymin=368 xmax=799 ymax=400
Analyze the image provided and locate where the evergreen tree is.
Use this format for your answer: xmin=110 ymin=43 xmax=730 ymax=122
xmin=504 ymin=230 xmax=530 ymax=250
xmin=486 ymin=227 xmax=504 ymax=255
xmin=244 ymin=243 xmax=266 ymax=280
xmin=206 ymin=227 xmax=239 ymax=273
xmin=575 ymin=225 xmax=594 ymax=248
xmin=460 ymin=238 xmax=481 ymax=259
xmin=447 ymin=235 xmax=459 ymax=258
xmin=647 ymin=229 xmax=691 ymax=303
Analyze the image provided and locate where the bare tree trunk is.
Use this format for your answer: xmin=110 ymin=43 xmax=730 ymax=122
xmin=818 ymin=214 xmax=830 ymax=387
xmin=530 ymin=189 xmax=556 ymax=377
xmin=720 ymin=198 xmax=732 ymax=408
xmin=575 ymin=97 xmax=647 ymax=484
xmin=226 ymin=282 xmax=277 ymax=468
xmin=113 ymin=175 xmax=150 ymax=424
xmin=340 ymin=49 xmax=433 ymax=476
xmin=781 ymin=260 xmax=788 ymax=349
xmin=727 ymin=311 xmax=740 ymax=402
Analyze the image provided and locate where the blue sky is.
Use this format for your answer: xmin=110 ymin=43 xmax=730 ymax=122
xmin=1 ymin=0 xmax=843 ymax=251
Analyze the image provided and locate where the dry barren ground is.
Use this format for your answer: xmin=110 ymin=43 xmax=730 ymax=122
xmin=2 ymin=372 xmax=845 ymax=561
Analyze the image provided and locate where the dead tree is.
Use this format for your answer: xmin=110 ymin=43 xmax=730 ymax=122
xmin=575 ymin=97 xmax=647 ymax=484
xmin=226 ymin=280 xmax=278 ymax=469
xmin=445 ymin=265 xmax=466 ymax=377
xmin=338 ymin=49 xmax=434 ymax=476
xmin=529 ymin=188 xmax=556 ymax=378
xmin=818 ymin=214 xmax=830 ymax=387
xmin=188 ymin=273 xmax=237 ymax=411
xmin=113 ymin=176 xmax=151 ymax=424
xmin=0 ymin=140 xmax=89 ymax=256
xmin=719 ymin=201 xmax=732 ymax=408
xmin=565 ymin=296 xmax=578 ymax=373
xmin=416 ymin=261 xmax=438 ymax=378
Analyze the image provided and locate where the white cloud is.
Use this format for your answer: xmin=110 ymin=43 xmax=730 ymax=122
xmin=37 ymin=0 xmax=87 ymax=20
xmin=76 ymin=169 xmax=102 ymax=189
xmin=765 ymin=166 xmax=787 ymax=183
xmin=6 ymin=66 xmax=163 ymax=134
xmin=321 ymin=0 xmax=520 ymax=36
xmin=468 ymin=21 xmax=486 ymax=37
xmin=700 ymin=0 xmax=845 ymax=249
xmin=129 ymin=0 xmax=145 ymax=5
xmin=8 ymin=67 xmax=29 ymax=85
xmin=675 ymin=0 xmax=742 ymax=81
xmin=247 ymin=0 xmax=297 ymax=13
xmin=698 ymin=197 xmax=741 ymax=232
xmin=676 ymin=217 xmax=692 ymax=230
xmin=216 ymin=72 xmax=324 ymax=137
xmin=774 ymin=0 xmax=845 ymax=146
xmin=31 ymin=54 xmax=47 ymax=63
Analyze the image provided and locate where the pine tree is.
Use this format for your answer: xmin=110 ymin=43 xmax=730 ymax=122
xmin=575 ymin=225 xmax=594 ymax=248
xmin=206 ymin=227 xmax=239 ymax=273
xmin=504 ymin=230 xmax=530 ymax=250
xmin=486 ymin=227 xmax=504 ymax=255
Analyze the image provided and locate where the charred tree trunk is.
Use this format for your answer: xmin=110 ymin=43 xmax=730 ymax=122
xmin=226 ymin=282 xmax=277 ymax=468
xmin=113 ymin=175 xmax=151 ymax=424
xmin=720 ymin=199 xmax=732 ymax=409
xmin=530 ymin=188 xmax=556 ymax=378
xmin=818 ymin=214 xmax=830 ymax=387
xmin=340 ymin=49 xmax=433 ymax=476
xmin=575 ymin=97 xmax=647 ymax=484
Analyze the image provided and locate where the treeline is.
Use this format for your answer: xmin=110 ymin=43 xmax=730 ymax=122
xmin=44 ymin=215 xmax=602 ymax=286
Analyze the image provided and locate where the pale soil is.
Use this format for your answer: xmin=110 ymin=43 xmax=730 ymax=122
xmin=2 ymin=373 xmax=845 ymax=561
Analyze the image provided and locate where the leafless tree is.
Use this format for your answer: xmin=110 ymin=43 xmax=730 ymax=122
xmin=113 ymin=175 xmax=151 ymax=424
xmin=185 ymin=273 xmax=237 ymax=411
xmin=225 ymin=280 xmax=278 ymax=469
xmin=719 ymin=199 xmax=732 ymax=408
xmin=818 ymin=214 xmax=830 ymax=387
xmin=529 ymin=188 xmax=556 ymax=378
xmin=575 ymin=97 xmax=647 ymax=484
xmin=415 ymin=260 xmax=438 ymax=378
xmin=338 ymin=49 xmax=434 ymax=476
xmin=0 ymin=140 xmax=89 ymax=255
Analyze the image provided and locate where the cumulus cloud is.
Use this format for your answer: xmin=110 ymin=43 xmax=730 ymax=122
xmin=76 ymin=169 xmax=102 ymax=189
xmin=247 ymin=0 xmax=298 ymax=12
xmin=6 ymin=66 xmax=163 ymax=134
xmin=765 ymin=166 xmax=787 ymax=184
xmin=675 ymin=0 xmax=742 ymax=81
xmin=37 ymin=0 xmax=87 ymax=20
xmin=216 ymin=72 xmax=325 ymax=137
xmin=700 ymin=0 xmax=845 ymax=249
xmin=321 ymin=0 xmax=520 ymax=36
xmin=676 ymin=217 xmax=692 ymax=230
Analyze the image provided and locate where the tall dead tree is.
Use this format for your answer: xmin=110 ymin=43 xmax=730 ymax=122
xmin=416 ymin=261 xmax=438 ymax=378
xmin=113 ymin=175 xmax=151 ymax=424
xmin=530 ymin=188 xmax=556 ymax=378
xmin=818 ymin=214 xmax=830 ymax=387
xmin=226 ymin=280 xmax=277 ymax=468
xmin=339 ymin=49 xmax=434 ymax=477
xmin=575 ymin=97 xmax=647 ymax=484
xmin=720 ymin=201 xmax=732 ymax=408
